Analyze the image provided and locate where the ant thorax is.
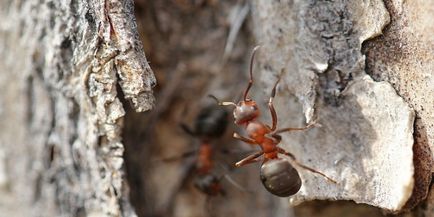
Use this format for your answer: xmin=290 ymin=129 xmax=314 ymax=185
xmin=245 ymin=121 xmax=270 ymax=143
xmin=196 ymin=143 xmax=213 ymax=175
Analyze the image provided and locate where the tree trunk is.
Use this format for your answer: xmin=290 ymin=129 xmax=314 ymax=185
xmin=0 ymin=0 xmax=432 ymax=217
xmin=0 ymin=0 xmax=154 ymax=216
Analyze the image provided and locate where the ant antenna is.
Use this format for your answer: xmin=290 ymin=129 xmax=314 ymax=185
xmin=208 ymin=95 xmax=236 ymax=107
xmin=243 ymin=45 xmax=261 ymax=101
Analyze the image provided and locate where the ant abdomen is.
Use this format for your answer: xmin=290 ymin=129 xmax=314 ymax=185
xmin=260 ymin=158 xmax=301 ymax=197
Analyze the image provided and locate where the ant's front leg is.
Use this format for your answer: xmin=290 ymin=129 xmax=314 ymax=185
xmin=235 ymin=151 xmax=264 ymax=167
xmin=276 ymin=147 xmax=336 ymax=183
xmin=233 ymin=132 xmax=257 ymax=145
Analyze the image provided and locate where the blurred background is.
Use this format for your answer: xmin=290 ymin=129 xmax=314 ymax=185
xmin=124 ymin=1 xmax=389 ymax=216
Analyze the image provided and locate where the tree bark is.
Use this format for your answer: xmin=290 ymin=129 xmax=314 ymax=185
xmin=0 ymin=0 xmax=154 ymax=216
xmin=0 ymin=0 xmax=432 ymax=217
xmin=251 ymin=0 xmax=433 ymax=212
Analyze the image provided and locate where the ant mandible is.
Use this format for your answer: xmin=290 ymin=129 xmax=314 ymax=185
xmin=210 ymin=46 xmax=336 ymax=197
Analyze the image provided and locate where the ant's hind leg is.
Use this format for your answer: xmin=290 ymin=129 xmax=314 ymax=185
xmin=235 ymin=151 xmax=264 ymax=167
xmin=217 ymin=163 xmax=253 ymax=193
xmin=276 ymin=147 xmax=337 ymax=183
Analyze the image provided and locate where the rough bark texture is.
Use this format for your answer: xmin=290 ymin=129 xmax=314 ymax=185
xmin=0 ymin=0 xmax=433 ymax=217
xmin=250 ymin=0 xmax=433 ymax=212
xmin=363 ymin=0 xmax=434 ymax=210
xmin=0 ymin=0 xmax=154 ymax=216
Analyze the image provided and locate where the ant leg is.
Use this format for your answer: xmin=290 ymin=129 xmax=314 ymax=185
xmin=233 ymin=132 xmax=256 ymax=145
xmin=264 ymin=134 xmax=282 ymax=144
xmin=161 ymin=150 xmax=197 ymax=162
xmin=223 ymin=174 xmax=251 ymax=193
xmin=162 ymin=159 xmax=196 ymax=216
xmin=276 ymin=147 xmax=337 ymax=183
xmin=217 ymin=163 xmax=252 ymax=193
xmin=235 ymin=151 xmax=264 ymax=167
xmin=272 ymin=120 xmax=317 ymax=135
xmin=243 ymin=45 xmax=261 ymax=101
xmin=180 ymin=123 xmax=196 ymax=136
xmin=220 ymin=148 xmax=254 ymax=156
xmin=208 ymin=95 xmax=236 ymax=106
xmin=205 ymin=196 xmax=215 ymax=217
xmin=268 ymin=74 xmax=281 ymax=131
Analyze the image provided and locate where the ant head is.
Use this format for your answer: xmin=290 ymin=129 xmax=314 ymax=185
xmin=209 ymin=46 xmax=262 ymax=125
xmin=233 ymin=100 xmax=260 ymax=125
xmin=260 ymin=158 xmax=301 ymax=197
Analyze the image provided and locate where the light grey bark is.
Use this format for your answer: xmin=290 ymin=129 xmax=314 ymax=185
xmin=251 ymin=0 xmax=433 ymax=213
xmin=0 ymin=0 xmax=154 ymax=216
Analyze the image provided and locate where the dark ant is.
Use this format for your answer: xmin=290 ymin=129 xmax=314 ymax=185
xmin=159 ymin=104 xmax=232 ymax=216
xmin=210 ymin=46 xmax=336 ymax=197
xmin=178 ymin=104 xmax=229 ymax=196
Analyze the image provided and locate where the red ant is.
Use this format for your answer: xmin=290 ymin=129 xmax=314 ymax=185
xmin=210 ymin=46 xmax=336 ymax=197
